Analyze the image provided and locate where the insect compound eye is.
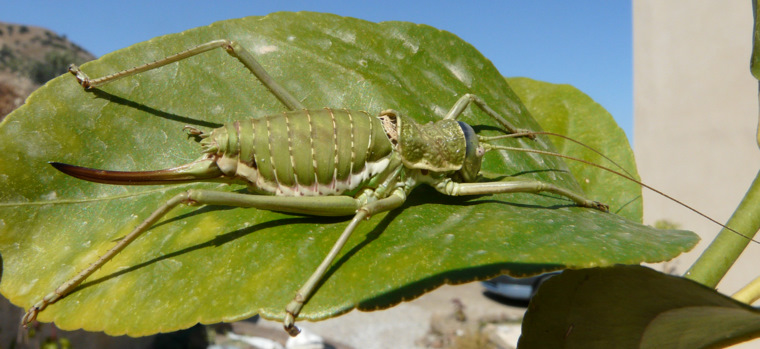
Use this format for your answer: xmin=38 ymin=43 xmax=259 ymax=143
xmin=457 ymin=121 xmax=479 ymax=160
xmin=456 ymin=121 xmax=483 ymax=182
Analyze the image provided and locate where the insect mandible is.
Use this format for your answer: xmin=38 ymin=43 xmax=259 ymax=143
xmin=20 ymin=39 xmax=609 ymax=336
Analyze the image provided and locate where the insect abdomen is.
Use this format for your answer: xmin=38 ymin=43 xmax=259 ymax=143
xmin=211 ymin=109 xmax=394 ymax=196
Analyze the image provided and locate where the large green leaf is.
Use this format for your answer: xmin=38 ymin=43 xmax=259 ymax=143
xmin=0 ymin=13 xmax=697 ymax=336
xmin=519 ymin=265 xmax=760 ymax=348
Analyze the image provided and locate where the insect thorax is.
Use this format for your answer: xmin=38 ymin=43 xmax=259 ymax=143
xmin=379 ymin=110 xmax=467 ymax=172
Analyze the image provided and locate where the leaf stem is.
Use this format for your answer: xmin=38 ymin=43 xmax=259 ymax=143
xmin=685 ymin=169 xmax=760 ymax=287
xmin=733 ymin=273 xmax=760 ymax=304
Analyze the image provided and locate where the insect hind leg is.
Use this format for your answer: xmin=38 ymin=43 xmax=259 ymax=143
xmin=22 ymin=189 xmax=361 ymax=328
xmin=69 ymin=39 xmax=304 ymax=111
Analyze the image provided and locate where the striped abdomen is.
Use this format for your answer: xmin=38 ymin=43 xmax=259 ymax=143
xmin=206 ymin=109 xmax=394 ymax=196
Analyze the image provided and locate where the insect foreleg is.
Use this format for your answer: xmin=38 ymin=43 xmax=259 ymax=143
xmin=434 ymin=178 xmax=609 ymax=212
xmin=443 ymin=93 xmax=533 ymax=137
xmin=22 ymin=189 xmax=360 ymax=327
xmin=284 ymin=187 xmax=408 ymax=336
xmin=69 ymin=39 xmax=304 ymax=110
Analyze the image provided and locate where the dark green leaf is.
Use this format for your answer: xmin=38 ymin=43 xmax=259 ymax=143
xmin=0 ymin=13 xmax=698 ymax=335
xmin=519 ymin=265 xmax=760 ymax=349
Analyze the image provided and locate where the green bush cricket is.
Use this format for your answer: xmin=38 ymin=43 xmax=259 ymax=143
xmin=19 ymin=39 xmax=610 ymax=336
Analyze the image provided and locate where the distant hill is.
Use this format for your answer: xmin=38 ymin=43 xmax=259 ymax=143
xmin=0 ymin=22 xmax=96 ymax=120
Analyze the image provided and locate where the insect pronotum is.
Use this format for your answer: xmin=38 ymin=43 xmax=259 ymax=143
xmin=21 ymin=39 xmax=610 ymax=336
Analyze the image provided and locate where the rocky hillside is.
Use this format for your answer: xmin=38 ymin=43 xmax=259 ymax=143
xmin=0 ymin=22 xmax=96 ymax=120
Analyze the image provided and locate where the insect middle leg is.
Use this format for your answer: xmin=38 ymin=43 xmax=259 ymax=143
xmin=68 ymin=39 xmax=304 ymax=111
xmin=21 ymin=190 xmax=362 ymax=327
xmin=283 ymin=187 xmax=408 ymax=336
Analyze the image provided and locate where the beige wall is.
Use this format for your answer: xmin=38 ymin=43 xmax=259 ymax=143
xmin=634 ymin=0 xmax=760 ymax=296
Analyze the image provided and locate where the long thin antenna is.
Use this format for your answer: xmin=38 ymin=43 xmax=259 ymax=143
xmin=480 ymin=131 xmax=635 ymax=177
xmin=484 ymin=144 xmax=759 ymax=244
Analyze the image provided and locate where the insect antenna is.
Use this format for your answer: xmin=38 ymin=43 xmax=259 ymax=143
xmin=479 ymin=134 xmax=760 ymax=245
xmin=480 ymin=131 xmax=635 ymax=177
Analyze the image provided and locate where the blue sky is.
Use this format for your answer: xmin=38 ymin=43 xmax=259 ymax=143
xmin=1 ymin=1 xmax=632 ymax=141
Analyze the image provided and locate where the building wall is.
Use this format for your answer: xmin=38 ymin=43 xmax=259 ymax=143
xmin=634 ymin=0 xmax=760 ymax=295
